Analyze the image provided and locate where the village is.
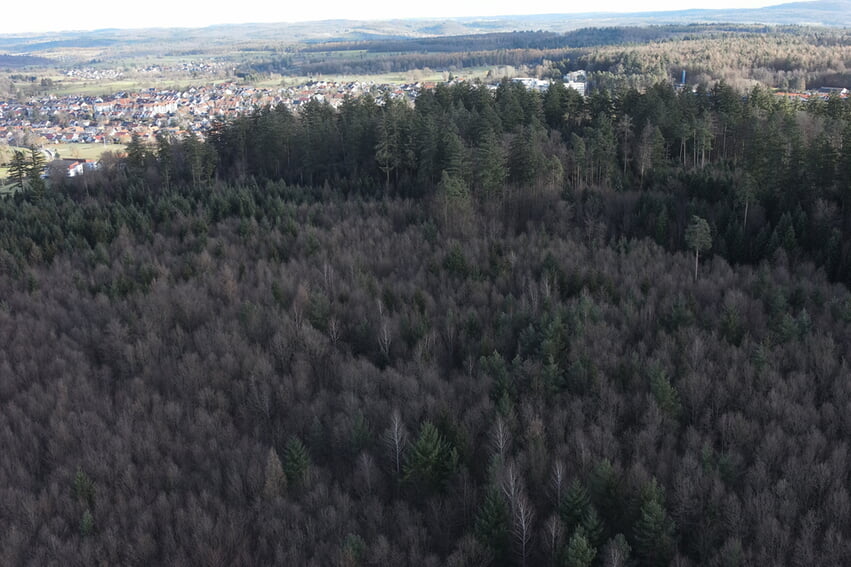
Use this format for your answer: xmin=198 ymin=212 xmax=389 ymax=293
xmin=0 ymin=79 xmax=425 ymax=152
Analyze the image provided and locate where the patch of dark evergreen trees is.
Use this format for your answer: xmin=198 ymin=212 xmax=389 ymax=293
xmin=121 ymin=79 xmax=851 ymax=288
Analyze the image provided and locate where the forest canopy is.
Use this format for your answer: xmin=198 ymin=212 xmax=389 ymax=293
xmin=1 ymin=58 xmax=851 ymax=566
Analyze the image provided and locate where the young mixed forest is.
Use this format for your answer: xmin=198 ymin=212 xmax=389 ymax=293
xmin=2 ymin=58 xmax=851 ymax=566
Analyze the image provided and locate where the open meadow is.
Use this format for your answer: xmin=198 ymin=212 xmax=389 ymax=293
xmin=46 ymin=142 xmax=125 ymax=160
xmin=1 ymin=143 xmax=124 ymax=163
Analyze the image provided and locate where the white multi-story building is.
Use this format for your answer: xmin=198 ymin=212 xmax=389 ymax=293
xmin=512 ymin=77 xmax=552 ymax=92
xmin=563 ymin=70 xmax=587 ymax=96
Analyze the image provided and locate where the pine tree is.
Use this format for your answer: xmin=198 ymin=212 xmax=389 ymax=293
xmin=437 ymin=169 xmax=471 ymax=228
xmin=156 ymin=131 xmax=172 ymax=190
xmin=403 ymin=421 xmax=458 ymax=494
xmin=508 ymin=126 xmax=544 ymax=187
xmin=840 ymin=122 xmax=851 ymax=214
xmin=632 ymin=494 xmax=675 ymax=567
xmin=27 ymin=146 xmax=46 ymax=198
xmin=475 ymin=486 xmax=510 ymax=562
xmin=590 ymin=460 xmax=622 ymax=534
xmin=685 ymin=215 xmax=712 ymax=281
xmin=734 ymin=173 xmax=755 ymax=231
xmin=283 ymin=437 xmax=310 ymax=488
xmin=543 ymin=80 xmax=568 ymax=131
xmin=473 ymin=128 xmax=507 ymax=200
xmin=570 ymin=133 xmax=586 ymax=187
xmin=563 ymin=529 xmax=596 ymax=567
xmin=73 ymin=467 xmax=96 ymax=508
xmin=496 ymin=79 xmax=526 ymax=132
xmin=589 ymin=113 xmax=616 ymax=186
xmin=340 ymin=533 xmax=367 ymax=566
xmin=183 ymin=133 xmax=214 ymax=188
xmin=7 ymin=149 xmax=27 ymax=191
xmin=582 ymin=507 xmax=605 ymax=549
xmin=375 ymin=98 xmax=409 ymax=193
xmin=125 ymin=133 xmax=148 ymax=178
xmin=649 ymin=366 xmax=681 ymax=420
xmin=80 ymin=509 xmax=95 ymax=537
xmin=560 ymin=479 xmax=591 ymax=532
xmin=617 ymin=114 xmax=633 ymax=177
xmin=436 ymin=128 xmax=465 ymax=180
xmin=636 ymin=121 xmax=664 ymax=186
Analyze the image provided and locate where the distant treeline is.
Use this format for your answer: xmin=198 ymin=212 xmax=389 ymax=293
xmin=580 ymin=29 xmax=851 ymax=91
xmin=300 ymin=25 xmax=799 ymax=55
xmin=13 ymin=38 xmax=119 ymax=52
xmin=269 ymin=26 xmax=851 ymax=93
xmin=302 ymin=31 xmax=573 ymax=54
xmin=0 ymin=53 xmax=54 ymax=69
xmin=295 ymin=47 xmax=584 ymax=76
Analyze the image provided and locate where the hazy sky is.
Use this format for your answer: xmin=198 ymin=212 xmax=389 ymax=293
xmin=1 ymin=0 xmax=790 ymax=35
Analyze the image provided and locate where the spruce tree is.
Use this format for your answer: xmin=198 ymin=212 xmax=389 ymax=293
xmin=563 ymin=529 xmax=596 ymax=567
xmin=475 ymin=486 xmax=510 ymax=562
xmin=473 ymin=128 xmax=507 ymax=200
xmin=403 ymin=421 xmax=458 ymax=494
xmin=27 ymin=146 xmax=46 ymax=198
xmin=559 ymin=479 xmax=591 ymax=533
xmin=633 ymin=495 xmax=675 ymax=566
xmin=125 ymin=133 xmax=148 ymax=179
xmin=685 ymin=215 xmax=712 ymax=281
xmin=8 ymin=149 xmax=28 ymax=191
xmin=283 ymin=437 xmax=311 ymax=488
xmin=582 ymin=507 xmax=605 ymax=549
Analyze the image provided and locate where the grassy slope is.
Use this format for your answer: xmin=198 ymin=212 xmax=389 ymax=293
xmin=46 ymin=143 xmax=125 ymax=160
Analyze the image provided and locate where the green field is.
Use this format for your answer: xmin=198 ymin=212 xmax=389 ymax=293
xmin=3 ymin=143 xmax=123 ymax=163
xmin=46 ymin=143 xmax=126 ymax=160
xmin=13 ymin=64 xmax=492 ymax=101
xmin=13 ymin=74 xmax=218 ymax=98
xmin=44 ymin=79 xmax=186 ymax=97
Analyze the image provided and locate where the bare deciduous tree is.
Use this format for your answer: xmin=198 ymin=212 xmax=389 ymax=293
xmin=490 ymin=416 xmax=512 ymax=460
xmin=383 ymin=409 xmax=407 ymax=477
xmin=512 ymin=492 xmax=535 ymax=567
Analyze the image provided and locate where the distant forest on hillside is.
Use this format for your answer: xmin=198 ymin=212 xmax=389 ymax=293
xmin=299 ymin=25 xmax=788 ymax=54
xmin=0 ymin=54 xmax=54 ymax=69
xmin=2 ymin=71 xmax=851 ymax=565
xmin=254 ymin=25 xmax=851 ymax=94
